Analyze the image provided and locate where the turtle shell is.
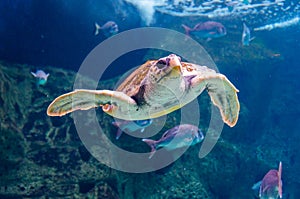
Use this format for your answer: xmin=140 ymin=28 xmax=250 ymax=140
xmin=116 ymin=60 xmax=154 ymax=97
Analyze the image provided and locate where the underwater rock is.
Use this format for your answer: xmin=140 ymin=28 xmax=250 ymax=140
xmin=0 ymin=62 xmax=33 ymax=129
xmin=0 ymin=61 xmax=118 ymax=198
xmin=0 ymin=127 xmax=26 ymax=171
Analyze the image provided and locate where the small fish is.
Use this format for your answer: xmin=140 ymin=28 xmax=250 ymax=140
xmin=31 ymin=70 xmax=49 ymax=85
xmin=242 ymin=22 xmax=255 ymax=46
xmin=182 ymin=21 xmax=226 ymax=41
xmin=225 ymin=1 xmax=239 ymax=12
xmin=112 ymin=119 xmax=152 ymax=140
xmin=253 ymin=162 xmax=283 ymax=199
xmin=272 ymin=53 xmax=281 ymax=57
xmin=243 ymin=0 xmax=252 ymax=5
xmin=142 ymin=124 xmax=204 ymax=159
xmin=94 ymin=21 xmax=118 ymax=37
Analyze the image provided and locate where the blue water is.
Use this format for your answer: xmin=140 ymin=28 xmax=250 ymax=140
xmin=1 ymin=0 xmax=299 ymax=198
xmin=0 ymin=0 xmax=299 ymax=74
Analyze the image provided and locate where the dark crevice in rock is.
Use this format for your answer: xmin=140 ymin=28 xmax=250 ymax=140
xmin=79 ymin=181 xmax=95 ymax=194
xmin=50 ymin=116 xmax=66 ymax=127
xmin=78 ymin=146 xmax=91 ymax=162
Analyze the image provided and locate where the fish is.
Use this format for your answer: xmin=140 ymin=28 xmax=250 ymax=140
xmin=112 ymin=119 xmax=152 ymax=140
xmin=243 ymin=0 xmax=252 ymax=5
xmin=252 ymin=162 xmax=283 ymax=199
xmin=94 ymin=21 xmax=118 ymax=37
xmin=142 ymin=124 xmax=204 ymax=159
xmin=182 ymin=21 xmax=226 ymax=41
xmin=242 ymin=22 xmax=255 ymax=46
xmin=31 ymin=70 xmax=49 ymax=86
xmin=225 ymin=1 xmax=240 ymax=12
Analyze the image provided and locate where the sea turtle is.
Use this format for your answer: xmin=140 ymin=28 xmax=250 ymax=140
xmin=47 ymin=54 xmax=240 ymax=127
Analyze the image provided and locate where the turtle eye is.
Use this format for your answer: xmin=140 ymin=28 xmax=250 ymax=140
xmin=157 ymin=60 xmax=166 ymax=65
xmin=156 ymin=58 xmax=170 ymax=69
xmin=157 ymin=60 xmax=166 ymax=69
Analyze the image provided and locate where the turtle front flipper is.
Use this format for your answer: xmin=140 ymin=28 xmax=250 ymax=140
xmin=191 ymin=74 xmax=240 ymax=127
xmin=47 ymin=89 xmax=137 ymax=117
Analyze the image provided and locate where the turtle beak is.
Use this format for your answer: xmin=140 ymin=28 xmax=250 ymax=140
xmin=154 ymin=54 xmax=183 ymax=80
xmin=172 ymin=65 xmax=182 ymax=74
xmin=166 ymin=54 xmax=182 ymax=74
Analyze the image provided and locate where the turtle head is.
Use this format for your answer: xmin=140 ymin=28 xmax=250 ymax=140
xmin=148 ymin=54 xmax=183 ymax=83
xmin=142 ymin=54 xmax=186 ymax=106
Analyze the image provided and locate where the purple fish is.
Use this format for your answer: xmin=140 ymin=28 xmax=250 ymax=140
xmin=112 ymin=119 xmax=152 ymax=140
xmin=259 ymin=162 xmax=283 ymax=199
xmin=31 ymin=70 xmax=49 ymax=85
xmin=94 ymin=21 xmax=118 ymax=37
xmin=142 ymin=124 xmax=204 ymax=159
xmin=182 ymin=21 xmax=226 ymax=40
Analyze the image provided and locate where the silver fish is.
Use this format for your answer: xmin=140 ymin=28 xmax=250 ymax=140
xmin=242 ymin=22 xmax=255 ymax=46
xmin=31 ymin=70 xmax=49 ymax=85
xmin=94 ymin=21 xmax=118 ymax=37
xmin=112 ymin=119 xmax=152 ymax=140
xmin=142 ymin=124 xmax=204 ymax=159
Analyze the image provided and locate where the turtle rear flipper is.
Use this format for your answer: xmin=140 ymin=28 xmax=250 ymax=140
xmin=191 ymin=74 xmax=240 ymax=127
xmin=47 ymin=89 xmax=137 ymax=117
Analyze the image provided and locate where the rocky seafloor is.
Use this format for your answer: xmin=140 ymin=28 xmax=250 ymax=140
xmin=0 ymin=36 xmax=299 ymax=199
